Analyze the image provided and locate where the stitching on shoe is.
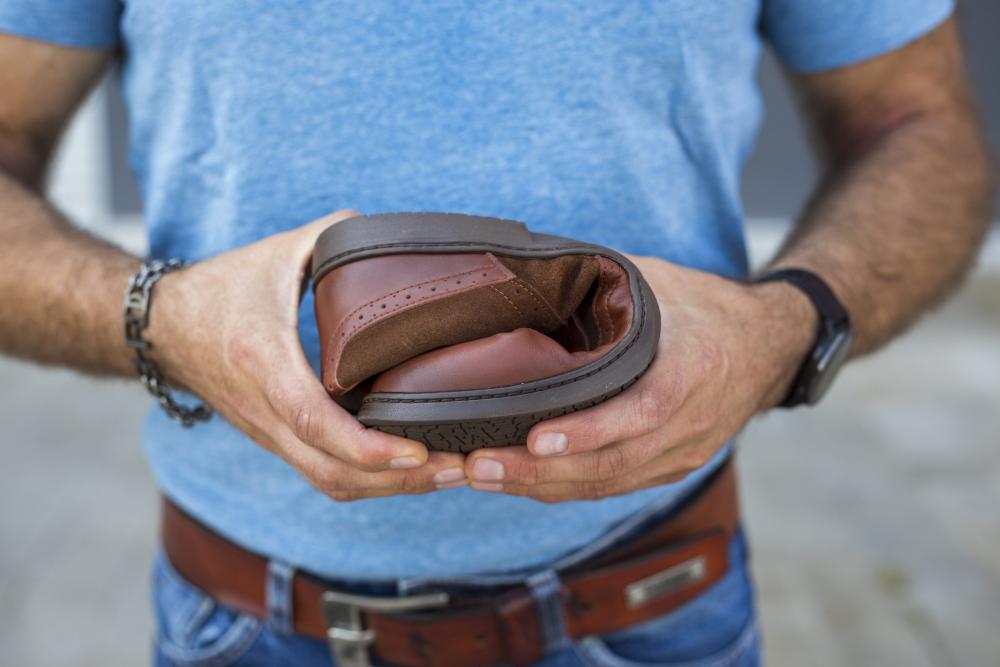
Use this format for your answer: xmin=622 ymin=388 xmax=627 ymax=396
xmin=597 ymin=256 xmax=619 ymax=347
xmin=511 ymin=278 xmax=562 ymax=327
xmin=364 ymin=276 xmax=648 ymax=404
xmin=592 ymin=267 xmax=609 ymax=346
xmin=333 ymin=262 xmax=500 ymax=337
xmin=489 ymin=285 xmax=526 ymax=318
xmin=325 ymin=256 xmax=514 ymax=389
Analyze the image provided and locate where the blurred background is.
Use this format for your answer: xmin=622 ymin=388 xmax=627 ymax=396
xmin=1 ymin=3 xmax=998 ymax=666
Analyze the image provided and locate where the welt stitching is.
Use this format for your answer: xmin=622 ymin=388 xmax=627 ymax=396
xmin=365 ymin=278 xmax=647 ymax=404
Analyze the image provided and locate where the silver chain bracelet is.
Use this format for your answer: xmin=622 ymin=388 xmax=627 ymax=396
xmin=124 ymin=259 xmax=213 ymax=427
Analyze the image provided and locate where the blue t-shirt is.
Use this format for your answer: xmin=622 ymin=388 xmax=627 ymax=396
xmin=1 ymin=1 xmax=952 ymax=581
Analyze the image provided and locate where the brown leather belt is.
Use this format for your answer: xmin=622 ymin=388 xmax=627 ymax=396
xmin=162 ymin=457 xmax=739 ymax=667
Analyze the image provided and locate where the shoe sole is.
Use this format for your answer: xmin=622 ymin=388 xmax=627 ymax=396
xmin=312 ymin=212 xmax=661 ymax=452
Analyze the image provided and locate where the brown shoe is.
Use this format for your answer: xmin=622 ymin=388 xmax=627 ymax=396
xmin=312 ymin=212 xmax=660 ymax=452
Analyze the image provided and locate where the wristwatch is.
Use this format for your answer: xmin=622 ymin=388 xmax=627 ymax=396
xmin=754 ymin=268 xmax=854 ymax=407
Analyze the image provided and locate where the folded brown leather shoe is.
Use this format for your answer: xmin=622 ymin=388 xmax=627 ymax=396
xmin=311 ymin=212 xmax=660 ymax=452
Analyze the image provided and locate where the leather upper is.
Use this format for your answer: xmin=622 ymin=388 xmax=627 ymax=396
xmin=314 ymin=250 xmax=635 ymax=404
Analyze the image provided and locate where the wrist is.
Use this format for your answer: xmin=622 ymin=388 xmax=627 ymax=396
xmin=135 ymin=264 xmax=200 ymax=392
xmin=745 ymin=280 xmax=819 ymax=410
xmin=105 ymin=260 xmax=145 ymax=376
xmin=125 ymin=259 xmax=214 ymax=426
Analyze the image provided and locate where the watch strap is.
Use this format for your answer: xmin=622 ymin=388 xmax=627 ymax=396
xmin=755 ymin=268 xmax=849 ymax=334
xmin=754 ymin=268 xmax=852 ymax=407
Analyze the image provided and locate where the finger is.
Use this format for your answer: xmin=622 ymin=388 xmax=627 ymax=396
xmin=263 ymin=209 xmax=427 ymax=471
xmin=293 ymin=208 xmax=362 ymax=246
xmin=485 ymin=464 xmax=691 ymax=503
xmin=280 ymin=438 xmax=466 ymax=499
xmin=326 ymin=450 xmax=465 ymax=488
xmin=286 ymin=209 xmax=363 ymax=303
xmin=290 ymin=208 xmax=363 ymax=274
xmin=491 ymin=470 xmax=678 ymax=504
xmin=265 ymin=355 xmax=430 ymax=472
xmin=466 ymin=435 xmax=660 ymax=488
xmin=251 ymin=407 xmax=467 ymax=497
xmin=216 ymin=402 xmax=284 ymax=456
xmin=506 ymin=465 xmax=701 ymax=503
xmin=335 ymin=451 xmax=468 ymax=492
xmin=468 ymin=426 xmax=708 ymax=489
xmin=481 ymin=441 xmax=713 ymax=502
xmin=525 ymin=371 xmax=679 ymax=458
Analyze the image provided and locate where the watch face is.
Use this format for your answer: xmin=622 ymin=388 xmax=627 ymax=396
xmin=807 ymin=329 xmax=855 ymax=403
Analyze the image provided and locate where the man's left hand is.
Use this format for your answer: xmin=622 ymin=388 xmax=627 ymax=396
xmin=463 ymin=255 xmax=818 ymax=502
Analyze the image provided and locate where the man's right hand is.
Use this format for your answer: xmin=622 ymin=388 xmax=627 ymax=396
xmin=146 ymin=209 xmax=469 ymax=501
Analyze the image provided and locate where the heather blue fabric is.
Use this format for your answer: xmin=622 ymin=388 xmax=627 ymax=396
xmin=1 ymin=2 xmax=953 ymax=581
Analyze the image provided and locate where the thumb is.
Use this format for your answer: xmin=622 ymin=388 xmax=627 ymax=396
xmin=291 ymin=209 xmax=363 ymax=291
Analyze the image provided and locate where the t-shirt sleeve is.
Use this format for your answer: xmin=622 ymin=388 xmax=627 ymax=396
xmin=761 ymin=0 xmax=955 ymax=73
xmin=0 ymin=0 xmax=122 ymax=49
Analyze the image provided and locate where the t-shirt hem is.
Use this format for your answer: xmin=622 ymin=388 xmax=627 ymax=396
xmin=0 ymin=14 xmax=119 ymax=49
xmin=770 ymin=2 xmax=954 ymax=73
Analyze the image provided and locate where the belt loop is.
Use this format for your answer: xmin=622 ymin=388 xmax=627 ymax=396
xmin=525 ymin=569 xmax=569 ymax=655
xmin=266 ymin=559 xmax=296 ymax=635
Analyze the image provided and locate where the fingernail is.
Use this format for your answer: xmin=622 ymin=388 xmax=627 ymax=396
xmin=432 ymin=468 xmax=465 ymax=485
xmin=471 ymin=482 xmax=504 ymax=492
xmin=533 ymin=432 xmax=568 ymax=456
xmin=389 ymin=456 xmax=421 ymax=469
xmin=472 ymin=458 xmax=504 ymax=481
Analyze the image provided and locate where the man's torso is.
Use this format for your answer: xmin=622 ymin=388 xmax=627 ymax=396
xmin=129 ymin=0 xmax=760 ymax=580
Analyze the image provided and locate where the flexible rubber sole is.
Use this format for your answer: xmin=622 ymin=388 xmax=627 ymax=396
xmin=312 ymin=212 xmax=661 ymax=452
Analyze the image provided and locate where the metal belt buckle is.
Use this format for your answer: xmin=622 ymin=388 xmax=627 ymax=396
xmin=623 ymin=555 xmax=707 ymax=609
xmin=321 ymin=589 xmax=450 ymax=667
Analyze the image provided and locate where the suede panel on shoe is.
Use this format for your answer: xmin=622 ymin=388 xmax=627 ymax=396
xmin=491 ymin=255 xmax=601 ymax=326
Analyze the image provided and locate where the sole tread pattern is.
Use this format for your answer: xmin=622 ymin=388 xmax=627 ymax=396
xmin=367 ymin=380 xmax=635 ymax=452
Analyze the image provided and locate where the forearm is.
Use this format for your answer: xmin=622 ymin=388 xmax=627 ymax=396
xmin=491 ymin=115 xmax=995 ymax=498
xmin=767 ymin=95 xmax=996 ymax=356
xmin=0 ymin=170 xmax=138 ymax=376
